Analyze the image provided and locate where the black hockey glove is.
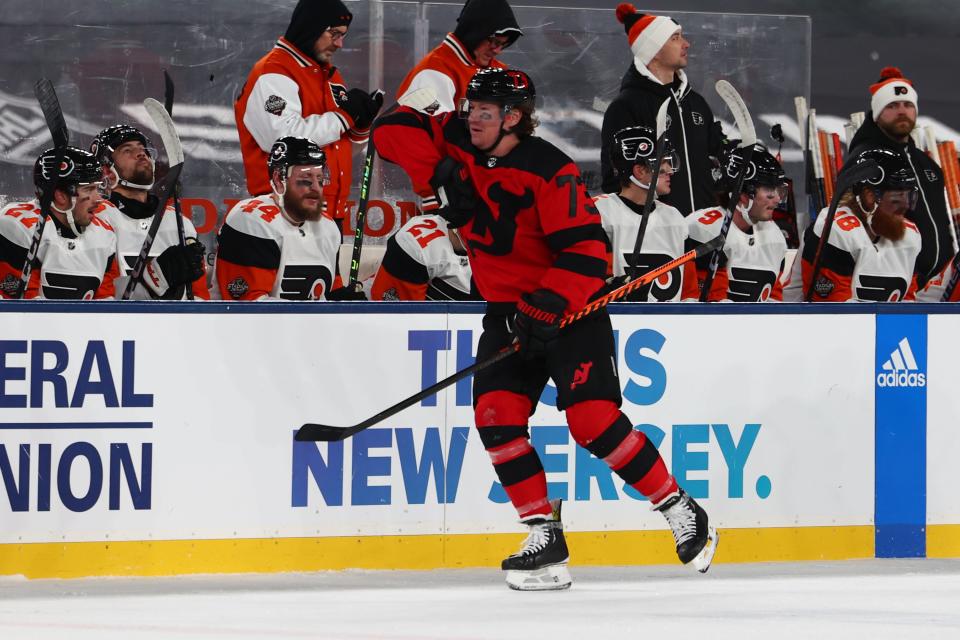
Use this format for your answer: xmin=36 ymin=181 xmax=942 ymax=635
xmin=144 ymin=240 xmax=206 ymax=296
xmin=326 ymin=285 xmax=368 ymax=301
xmin=341 ymin=88 xmax=384 ymax=131
xmin=512 ymin=289 xmax=568 ymax=360
xmin=430 ymin=156 xmax=477 ymax=229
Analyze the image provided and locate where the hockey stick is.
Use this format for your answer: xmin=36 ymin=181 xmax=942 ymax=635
xmin=120 ymin=162 xmax=184 ymax=300
xmin=17 ymin=79 xmax=69 ymax=299
xmin=804 ymin=159 xmax=882 ymax=301
xmin=348 ymin=87 xmax=431 ymax=291
xmin=144 ymin=95 xmax=193 ymax=300
xmin=294 ymin=234 xmax=723 ymax=442
xmin=698 ymin=80 xmax=757 ymax=302
xmin=626 ymin=98 xmax=670 ymax=281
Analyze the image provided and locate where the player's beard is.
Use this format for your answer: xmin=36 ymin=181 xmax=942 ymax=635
xmin=871 ymin=209 xmax=906 ymax=242
xmin=879 ymin=115 xmax=915 ymax=140
xmin=127 ymin=163 xmax=154 ymax=186
xmin=284 ymin=191 xmax=323 ymax=222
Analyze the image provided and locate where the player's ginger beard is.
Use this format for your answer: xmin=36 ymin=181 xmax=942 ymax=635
xmin=871 ymin=208 xmax=907 ymax=242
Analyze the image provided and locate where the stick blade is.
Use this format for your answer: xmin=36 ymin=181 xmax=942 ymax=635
xmin=33 ymin=79 xmax=68 ymax=148
xmin=295 ymin=423 xmax=356 ymax=442
xmin=715 ymin=79 xmax=756 ymax=146
xmin=143 ymin=97 xmax=185 ymax=165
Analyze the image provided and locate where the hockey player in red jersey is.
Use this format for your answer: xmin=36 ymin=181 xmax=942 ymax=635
xmin=213 ymin=136 xmax=359 ymax=301
xmin=375 ymin=67 xmax=717 ymax=590
xmin=596 ymin=125 xmax=698 ymax=301
xmin=0 ymin=147 xmax=118 ymax=299
xmin=687 ymin=143 xmax=789 ymax=301
xmin=396 ymin=0 xmax=522 ymax=115
xmin=802 ymin=148 xmax=922 ymax=302
xmin=370 ymin=215 xmax=480 ymax=300
xmin=91 ymin=125 xmax=208 ymax=300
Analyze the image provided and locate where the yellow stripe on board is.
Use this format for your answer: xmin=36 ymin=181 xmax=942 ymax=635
xmin=0 ymin=525 xmax=875 ymax=580
xmin=927 ymin=524 xmax=960 ymax=558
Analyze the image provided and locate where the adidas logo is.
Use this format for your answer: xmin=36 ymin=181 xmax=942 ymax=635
xmin=876 ymin=338 xmax=926 ymax=388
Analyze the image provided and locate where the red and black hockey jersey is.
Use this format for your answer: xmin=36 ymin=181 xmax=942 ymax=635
xmin=801 ymin=206 xmax=921 ymax=302
xmin=371 ymin=214 xmax=479 ymax=301
xmin=213 ymin=194 xmax=342 ymax=300
xmin=373 ymin=108 xmax=608 ymax=312
xmin=687 ymin=207 xmax=787 ymax=302
xmin=0 ymin=200 xmax=118 ymax=300
xmin=596 ymin=193 xmax=698 ymax=301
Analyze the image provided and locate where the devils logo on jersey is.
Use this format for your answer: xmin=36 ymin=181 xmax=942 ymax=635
xmin=279 ymin=264 xmax=333 ymax=300
xmin=856 ymin=274 xmax=908 ymax=302
xmin=468 ymin=183 xmax=534 ymax=256
xmin=726 ymin=266 xmax=777 ymax=302
xmin=622 ymin=252 xmax=682 ymax=301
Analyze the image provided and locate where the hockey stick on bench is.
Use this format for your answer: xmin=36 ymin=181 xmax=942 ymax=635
xmin=294 ymin=234 xmax=723 ymax=442
xmin=627 ymin=97 xmax=671 ymax=280
xmin=17 ymin=79 xmax=69 ymax=299
xmin=699 ymin=80 xmax=758 ymax=301
xmin=804 ymin=158 xmax=882 ymax=301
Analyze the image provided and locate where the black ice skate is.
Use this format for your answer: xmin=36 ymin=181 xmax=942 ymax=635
xmin=653 ymin=488 xmax=719 ymax=573
xmin=501 ymin=499 xmax=572 ymax=591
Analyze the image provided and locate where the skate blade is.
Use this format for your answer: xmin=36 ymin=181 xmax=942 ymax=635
xmin=691 ymin=526 xmax=719 ymax=573
xmin=505 ymin=564 xmax=572 ymax=591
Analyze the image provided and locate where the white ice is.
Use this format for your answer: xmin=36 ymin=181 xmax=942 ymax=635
xmin=0 ymin=559 xmax=958 ymax=639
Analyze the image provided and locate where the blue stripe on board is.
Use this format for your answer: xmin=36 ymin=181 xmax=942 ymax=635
xmin=874 ymin=314 xmax=927 ymax=558
xmin=0 ymin=422 xmax=153 ymax=430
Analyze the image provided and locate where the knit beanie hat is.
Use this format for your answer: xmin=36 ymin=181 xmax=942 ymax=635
xmin=615 ymin=3 xmax=681 ymax=68
xmin=284 ymin=0 xmax=353 ymax=59
xmin=870 ymin=66 xmax=918 ymax=119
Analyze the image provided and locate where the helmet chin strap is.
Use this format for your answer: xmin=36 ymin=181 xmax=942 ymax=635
xmin=629 ymin=175 xmax=652 ymax=190
xmin=856 ymin=194 xmax=878 ymax=227
xmin=109 ymin=159 xmax=155 ymax=191
xmin=271 ymin=168 xmax=304 ymax=226
xmin=52 ymin=196 xmax=83 ymax=237
xmin=737 ymin=198 xmax=756 ymax=226
xmin=478 ymin=105 xmax=514 ymax=154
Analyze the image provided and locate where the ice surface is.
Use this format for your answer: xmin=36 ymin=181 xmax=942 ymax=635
xmin=0 ymin=559 xmax=958 ymax=639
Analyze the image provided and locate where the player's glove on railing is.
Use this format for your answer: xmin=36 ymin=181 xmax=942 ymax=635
xmin=327 ymin=286 xmax=368 ymax=301
xmin=512 ymin=288 xmax=568 ymax=360
xmin=143 ymin=239 xmax=206 ymax=297
xmin=342 ymin=88 xmax=384 ymax=131
xmin=430 ymin=156 xmax=477 ymax=229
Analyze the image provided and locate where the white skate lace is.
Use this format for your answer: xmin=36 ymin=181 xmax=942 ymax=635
xmin=662 ymin=498 xmax=697 ymax=545
xmin=516 ymin=521 xmax=552 ymax=556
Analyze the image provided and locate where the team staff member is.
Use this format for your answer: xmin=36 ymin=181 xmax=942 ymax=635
xmin=235 ymin=0 xmax=383 ymax=228
xmin=802 ymin=148 xmax=922 ymax=302
xmin=375 ymin=67 xmax=717 ymax=591
xmin=91 ymin=124 xmax=207 ymax=300
xmin=214 ymin=137 xmax=360 ymax=301
xmin=0 ymin=147 xmax=118 ymax=300
xmin=596 ymin=125 xmax=697 ymax=301
xmin=847 ymin=67 xmax=955 ymax=299
xmin=396 ymin=0 xmax=522 ymax=115
xmin=687 ymin=144 xmax=789 ymax=302
xmin=601 ymin=3 xmax=723 ymax=215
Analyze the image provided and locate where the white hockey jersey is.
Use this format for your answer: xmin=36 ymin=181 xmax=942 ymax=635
xmin=595 ymin=193 xmax=698 ymax=301
xmin=800 ymin=206 xmax=921 ymax=302
xmin=0 ymin=200 xmax=118 ymax=300
xmin=687 ymin=207 xmax=787 ymax=302
xmin=96 ymin=197 xmax=209 ymax=300
xmin=370 ymin=214 xmax=477 ymax=301
xmin=213 ymin=194 xmax=342 ymax=300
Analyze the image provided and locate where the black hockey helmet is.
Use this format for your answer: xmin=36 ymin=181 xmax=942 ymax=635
xmin=717 ymin=141 xmax=787 ymax=197
xmin=610 ymin=125 xmax=680 ymax=181
xmin=91 ymin=124 xmax=154 ymax=166
xmin=850 ymin=148 xmax=917 ymax=192
xmin=464 ymin=68 xmax=535 ymax=110
xmin=267 ymin=136 xmax=327 ymax=174
xmin=33 ymin=146 xmax=102 ymax=198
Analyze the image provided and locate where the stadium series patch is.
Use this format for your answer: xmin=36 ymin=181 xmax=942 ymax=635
xmin=265 ymin=95 xmax=286 ymax=116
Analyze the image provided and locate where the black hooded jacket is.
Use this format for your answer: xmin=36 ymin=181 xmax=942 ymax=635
xmin=848 ymin=114 xmax=955 ymax=288
xmin=453 ymin=0 xmax=522 ymax=52
xmin=601 ymin=64 xmax=723 ymax=215
xmin=284 ymin=0 xmax=353 ymax=64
